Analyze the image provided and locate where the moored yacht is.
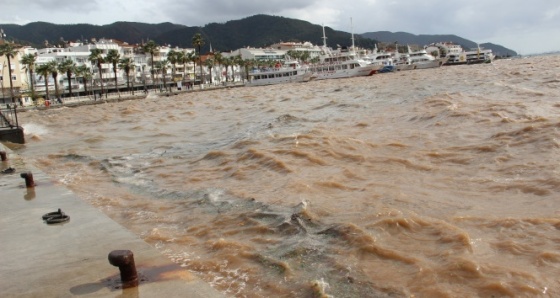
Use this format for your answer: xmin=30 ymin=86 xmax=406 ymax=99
xmin=246 ymin=60 xmax=315 ymax=86
xmin=363 ymin=45 xmax=396 ymax=72
xmin=406 ymin=46 xmax=449 ymax=69
xmin=426 ymin=42 xmax=494 ymax=66
xmin=309 ymin=26 xmax=381 ymax=80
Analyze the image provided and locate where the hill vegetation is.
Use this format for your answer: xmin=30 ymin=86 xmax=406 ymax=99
xmin=0 ymin=14 xmax=516 ymax=56
xmin=361 ymin=31 xmax=517 ymax=57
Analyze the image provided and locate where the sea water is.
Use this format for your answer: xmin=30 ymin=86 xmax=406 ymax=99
xmin=13 ymin=54 xmax=560 ymax=297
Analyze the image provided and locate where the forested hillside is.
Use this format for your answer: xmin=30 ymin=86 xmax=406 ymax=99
xmin=1 ymin=14 xmax=516 ymax=55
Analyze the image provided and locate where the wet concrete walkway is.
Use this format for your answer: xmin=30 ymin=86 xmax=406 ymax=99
xmin=0 ymin=143 xmax=225 ymax=297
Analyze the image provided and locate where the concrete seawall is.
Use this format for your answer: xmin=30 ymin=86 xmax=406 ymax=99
xmin=0 ymin=143 xmax=225 ymax=297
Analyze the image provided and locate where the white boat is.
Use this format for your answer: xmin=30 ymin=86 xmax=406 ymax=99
xmin=363 ymin=45 xmax=396 ymax=72
xmin=392 ymin=49 xmax=415 ymax=71
xmin=308 ymin=26 xmax=381 ymax=80
xmin=406 ymin=46 xmax=448 ymax=69
xmin=444 ymin=45 xmax=494 ymax=66
xmin=246 ymin=61 xmax=315 ymax=86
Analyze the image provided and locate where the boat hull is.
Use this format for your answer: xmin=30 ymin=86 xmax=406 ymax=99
xmin=311 ymin=64 xmax=380 ymax=80
xmin=246 ymin=69 xmax=314 ymax=86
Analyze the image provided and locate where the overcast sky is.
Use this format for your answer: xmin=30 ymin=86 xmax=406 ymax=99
xmin=2 ymin=0 xmax=559 ymax=55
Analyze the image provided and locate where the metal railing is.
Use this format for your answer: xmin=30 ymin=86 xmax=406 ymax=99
xmin=0 ymin=104 xmax=19 ymax=129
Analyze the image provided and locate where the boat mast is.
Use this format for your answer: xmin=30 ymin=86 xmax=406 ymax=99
xmin=322 ymin=25 xmax=327 ymax=48
xmin=350 ymin=17 xmax=355 ymax=55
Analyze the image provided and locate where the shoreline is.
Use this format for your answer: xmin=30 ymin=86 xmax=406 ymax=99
xmin=13 ymin=82 xmax=246 ymax=112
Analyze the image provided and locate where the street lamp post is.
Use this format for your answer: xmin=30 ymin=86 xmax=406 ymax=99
xmin=1 ymin=75 xmax=5 ymax=102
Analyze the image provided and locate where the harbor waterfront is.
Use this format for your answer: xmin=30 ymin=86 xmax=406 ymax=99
xmin=8 ymin=54 xmax=560 ymax=297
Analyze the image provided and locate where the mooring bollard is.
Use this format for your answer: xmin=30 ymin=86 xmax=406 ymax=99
xmin=0 ymin=151 xmax=6 ymax=161
xmin=20 ymin=172 xmax=35 ymax=187
xmin=108 ymin=250 xmax=139 ymax=288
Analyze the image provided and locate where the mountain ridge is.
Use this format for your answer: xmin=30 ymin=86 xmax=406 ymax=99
xmin=361 ymin=31 xmax=516 ymax=56
xmin=0 ymin=15 xmax=517 ymax=56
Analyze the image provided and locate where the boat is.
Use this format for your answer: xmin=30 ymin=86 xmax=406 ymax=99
xmin=363 ymin=45 xmax=397 ymax=72
xmin=246 ymin=61 xmax=315 ymax=86
xmin=308 ymin=25 xmax=381 ymax=80
xmin=444 ymin=45 xmax=494 ymax=66
xmin=406 ymin=46 xmax=449 ymax=69
xmin=392 ymin=52 xmax=415 ymax=71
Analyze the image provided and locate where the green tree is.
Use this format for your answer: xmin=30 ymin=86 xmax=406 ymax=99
xmin=221 ymin=56 xmax=230 ymax=82
xmin=36 ymin=63 xmax=52 ymax=101
xmin=118 ymin=57 xmax=135 ymax=95
xmin=58 ymin=59 xmax=76 ymax=97
xmin=167 ymin=50 xmax=179 ymax=83
xmin=47 ymin=60 xmax=60 ymax=100
xmin=142 ymin=40 xmax=158 ymax=87
xmin=213 ymin=52 xmax=223 ymax=83
xmin=300 ymin=51 xmax=310 ymax=63
xmin=286 ymin=50 xmax=300 ymax=61
xmin=232 ymin=55 xmax=244 ymax=83
xmin=20 ymin=53 xmax=37 ymax=101
xmin=439 ymin=47 xmax=448 ymax=58
xmin=192 ymin=33 xmax=205 ymax=88
xmin=204 ymin=58 xmax=214 ymax=84
xmin=174 ymin=51 xmax=186 ymax=84
xmin=175 ymin=51 xmax=188 ymax=85
xmin=0 ymin=43 xmax=18 ymax=103
xmin=76 ymin=65 xmax=92 ymax=96
xmin=185 ymin=51 xmax=197 ymax=83
xmin=158 ymin=59 xmax=170 ymax=92
xmin=235 ymin=56 xmax=246 ymax=80
xmin=242 ymin=58 xmax=256 ymax=81
xmin=106 ymin=49 xmax=121 ymax=96
xmin=88 ymin=48 xmax=105 ymax=95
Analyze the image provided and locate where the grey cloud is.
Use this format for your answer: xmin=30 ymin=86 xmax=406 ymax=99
xmin=156 ymin=0 xmax=318 ymax=25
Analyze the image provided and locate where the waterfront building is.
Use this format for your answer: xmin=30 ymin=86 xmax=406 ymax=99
xmin=0 ymin=40 xmax=29 ymax=105
xmin=1 ymin=38 xmax=200 ymax=105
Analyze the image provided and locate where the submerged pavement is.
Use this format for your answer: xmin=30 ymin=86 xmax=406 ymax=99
xmin=0 ymin=143 xmax=225 ymax=297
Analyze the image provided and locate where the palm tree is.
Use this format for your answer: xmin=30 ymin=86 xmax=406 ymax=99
xmin=46 ymin=60 xmax=61 ymax=101
xmin=167 ymin=50 xmax=178 ymax=84
xmin=242 ymin=58 xmax=256 ymax=81
xmin=300 ymin=51 xmax=311 ymax=63
xmin=222 ymin=56 xmax=232 ymax=82
xmin=154 ymin=60 xmax=170 ymax=92
xmin=89 ymin=48 xmax=105 ymax=95
xmin=105 ymin=49 xmax=121 ymax=96
xmin=0 ymin=43 xmax=18 ymax=103
xmin=76 ymin=65 xmax=92 ymax=96
xmin=204 ymin=58 xmax=214 ymax=84
xmin=142 ymin=40 xmax=158 ymax=88
xmin=232 ymin=55 xmax=244 ymax=83
xmin=213 ymin=52 xmax=223 ymax=83
xmin=20 ymin=53 xmax=37 ymax=101
xmin=192 ymin=33 xmax=205 ymax=88
xmin=286 ymin=50 xmax=300 ymax=61
xmin=174 ymin=51 xmax=186 ymax=86
xmin=36 ymin=63 xmax=52 ymax=102
xmin=118 ymin=57 xmax=135 ymax=95
xmin=185 ymin=51 xmax=196 ymax=85
xmin=58 ymin=59 xmax=76 ymax=97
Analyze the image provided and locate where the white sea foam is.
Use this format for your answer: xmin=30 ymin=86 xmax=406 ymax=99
xmin=22 ymin=123 xmax=48 ymax=136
